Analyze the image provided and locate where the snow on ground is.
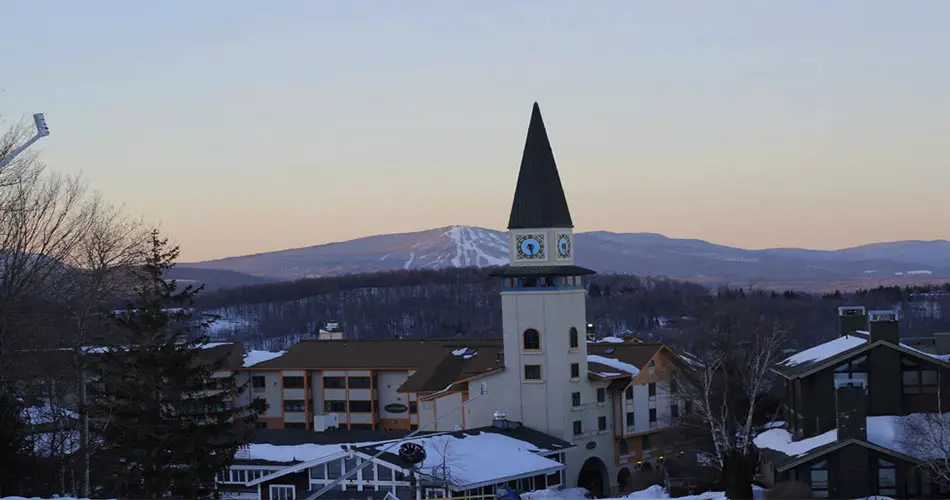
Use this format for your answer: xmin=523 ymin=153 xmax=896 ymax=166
xmin=778 ymin=335 xmax=866 ymax=367
xmin=243 ymin=350 xmax=286 ymax=367
xmin=588 ymin=354 xmax=640 ymax=376
xmin=522 ymin=485 xmax=767 ymax=500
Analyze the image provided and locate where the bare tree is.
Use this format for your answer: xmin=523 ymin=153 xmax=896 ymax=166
xmin=53 ymin=200 xmax=149 ymax=497
xmin=673 ymin=289 xmax=791 ymax=499
xmin=900 ymin=412 xmax=950 ymax=487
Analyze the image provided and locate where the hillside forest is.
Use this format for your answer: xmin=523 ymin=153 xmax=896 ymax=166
xmin=195 ymin=267 xmax=950 ymax=350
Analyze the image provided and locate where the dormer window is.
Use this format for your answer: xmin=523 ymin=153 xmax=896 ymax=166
xmin=523 ymin=329 xmax=541 ymax=351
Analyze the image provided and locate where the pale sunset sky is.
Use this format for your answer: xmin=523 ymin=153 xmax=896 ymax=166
xmin=3 ymin=1 xmax=948 ymax=261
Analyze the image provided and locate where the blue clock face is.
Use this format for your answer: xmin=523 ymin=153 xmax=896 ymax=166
xmin=516 ymin=234 xmax=545 ymax=259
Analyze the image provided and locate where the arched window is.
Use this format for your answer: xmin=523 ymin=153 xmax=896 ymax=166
xmin=523 ymin=329 xmax=541 ymax=351
xmin=569 ymin=327 xmax=579 ymax=348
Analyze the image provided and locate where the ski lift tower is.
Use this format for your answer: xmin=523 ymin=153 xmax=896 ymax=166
xmin=0 ymin=113 xmax=51 ymax=170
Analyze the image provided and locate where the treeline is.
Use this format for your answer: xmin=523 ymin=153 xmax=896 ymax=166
xmin=195 ymin=267 xmax=950 ymax=349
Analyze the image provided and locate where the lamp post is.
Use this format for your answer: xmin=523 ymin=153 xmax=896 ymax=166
xmin=0 ymin=113 xmax=51 ymax=169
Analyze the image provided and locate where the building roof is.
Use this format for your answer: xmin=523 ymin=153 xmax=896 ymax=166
xmin=507 ymin=103 xmax=573 ymax=230
xmin=754 ymin=414 xmax=946 ymax=471
xmin=398 ymin=343 xmax=505 ymax=393
xmin=247 ymin=338 xmax=503 ymax=371
xmin=355 ymin=423 xmax=573 ymax=490
xmin=243 ymin=422 xmax=573 ymax=494
xmin=773 ymin=335 xmax=950 ymax=379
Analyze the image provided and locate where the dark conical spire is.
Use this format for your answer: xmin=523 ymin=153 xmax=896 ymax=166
xmin=507 ymin=102 xmax=574 ymax=230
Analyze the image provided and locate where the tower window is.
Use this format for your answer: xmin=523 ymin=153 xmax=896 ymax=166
xmin=570 ymin=363 xmax=580 ymax=379
xmin=569 ymin=327 xmax=579 ymax=349
xmin=524 ymin=365 xmax=542 ymax=381
xmin=572 ymin=392 xmax=581 ymax=407
xmin=573 ymin=420 xmax=582 ymax=436
xmin=598 ymin=416 xmax=607 ymax=431
xmin=596 ymin=388 xmax=606 ymax=403
xmin=523 ymin=329 xmax=541 ymax=351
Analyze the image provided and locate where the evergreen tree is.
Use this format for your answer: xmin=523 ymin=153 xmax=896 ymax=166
xmin=91 ymin=231 xmax=258 ymax=499
xmin=0 ymin=387 xmax=27 ymax=496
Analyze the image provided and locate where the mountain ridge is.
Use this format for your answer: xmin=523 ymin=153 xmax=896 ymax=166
xmin=177 ymin=226 xmax=950 ymax=290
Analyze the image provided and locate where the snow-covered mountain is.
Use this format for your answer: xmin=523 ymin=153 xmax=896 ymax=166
xmin=179 ymin=226 xmax=950 ymax=289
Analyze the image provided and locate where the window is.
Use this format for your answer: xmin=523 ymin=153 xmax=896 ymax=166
xmin=282 ymin=376 xmax=305 ymax=389
xmin=669 ymin=379 xmax=677 ymax=394
xmin=283 ymin=399 xmax=305 ymax=412
xmin=649 ymin=408 xmax=657 ymax=423
xmin=625 ymin=386 xmax=633 ymax=400
xmin=596 ymin=388 xmax=606 ymax=403
xmin=647 ymin=360 xmax=656 ymax=367
xmin=252 ymin=376 xmax=266 ymax=389
xmin=349 ymin=400 xmax=372 ymax=413
xmin=524 ymin=365 xmax=542 ymax=381
xmin=648 ymin=383 xmax=657 ymax=397
xmin=348 ymin=377 xmax=372 ymax=389
xmin=350 ymin=423 xmax=373 ymax=430
xmin=573 ymin=420 xmax=582 ymax=436
xmin=810 ymin=461 xmax=829 ymax=498
xmin=685 ymin=400 xmax=693 ymax=414
xmin=409 ymin=401 xmax=418 ymax=414
xmin=269 ymin=484 xmax=296 ymax=500
xmin=378 ymin=466 xmax=393 ymax=481
xmin=523 ymin=329 xmax=541 ymax=351
xmin=569 ymin=327 xmax=579 ymax=348
xmin=323 ymin=376 xmax=346 ymax=389
xmin=570 ymin=363 xmax=580 ymax=379
xmin=255 ymin=421 xmax=268 ymax=429
xmin=618 ymin=438 xmax=629 ymax=455
xmin=572 ymin=392 xmax=581 ymax=407
xmin=285 ymin=422 xmax=306 ymax=430
xmin=626 ymin=412 xmax=634 ymax=427
xmin=252 ymin=398 xmax=267 ymax=413
xmin=641 ymin=435 xmax=650 ymax=451
xmin=324 ymin=400 xmax=346 ymax=412
xmin=902 ymin=358 xmax=938 ymax=394
xmin=598 ymin=416 xmax=607 ymax=431
xmin=671 ymin=403 xmax=679 ymax=419
xmin=834 ymin=356 xmax=868 ymax=388
xmin=877 ymin=459 xmax=897 ymax=496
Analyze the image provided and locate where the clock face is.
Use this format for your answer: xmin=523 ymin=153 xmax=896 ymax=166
xmin=516 ymin=233 xmax=545 ymax=260
xmin=557 ymin=234 xmax=572 ymax=259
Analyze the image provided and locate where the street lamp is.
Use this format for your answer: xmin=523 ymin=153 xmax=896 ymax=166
xmin=0 ymin=113 xmax=51 ymax=169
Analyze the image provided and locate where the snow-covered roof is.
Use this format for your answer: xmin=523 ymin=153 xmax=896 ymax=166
xmin=243 ymin=350 xmax=286 ymax=368
xmin=754 ymin=413 xmax=949 ymax=463
xmin=776 ymin=334 xmax=950 ymax=379
xmin=778 ymin=335 xmax=867 ymax=368
xmin=587 ymin=354 xmax=640 ymax=376
xmin=246 ymin=440 xmax=380 ymax=463
xmin=593 ymin=336 xmax=625 ymax=344
xmin=367 ymin=431 xmax=562 ymax=490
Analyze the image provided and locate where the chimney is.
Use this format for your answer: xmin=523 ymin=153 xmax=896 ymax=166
xmin=935 ymin=332 xmax=950 ymax=356
xmin=837 ymin=306 xmax=868 ymax=337
xmin=586 ymin=323 xmax=596 ymax=342
xmin=492 ymin=410 xmax=510 ymax=429
xmin=868 ymin=310 xmax=900 ymax=344
xmin=318 ymin=321 xmax=344 ymax=340
xmin=835 ymin=383 xmax=867 ymax=442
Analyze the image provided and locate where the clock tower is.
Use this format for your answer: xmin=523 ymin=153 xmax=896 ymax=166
xmin=490 ymin=103 xmax=596 ymax=439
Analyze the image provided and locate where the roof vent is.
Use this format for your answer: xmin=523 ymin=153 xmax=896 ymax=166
xmin=492 ymin=410 xmax=510 ymax=429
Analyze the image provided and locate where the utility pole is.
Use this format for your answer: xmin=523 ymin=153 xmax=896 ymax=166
xmin=0 ymin=113 xmax=50 ymax=169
